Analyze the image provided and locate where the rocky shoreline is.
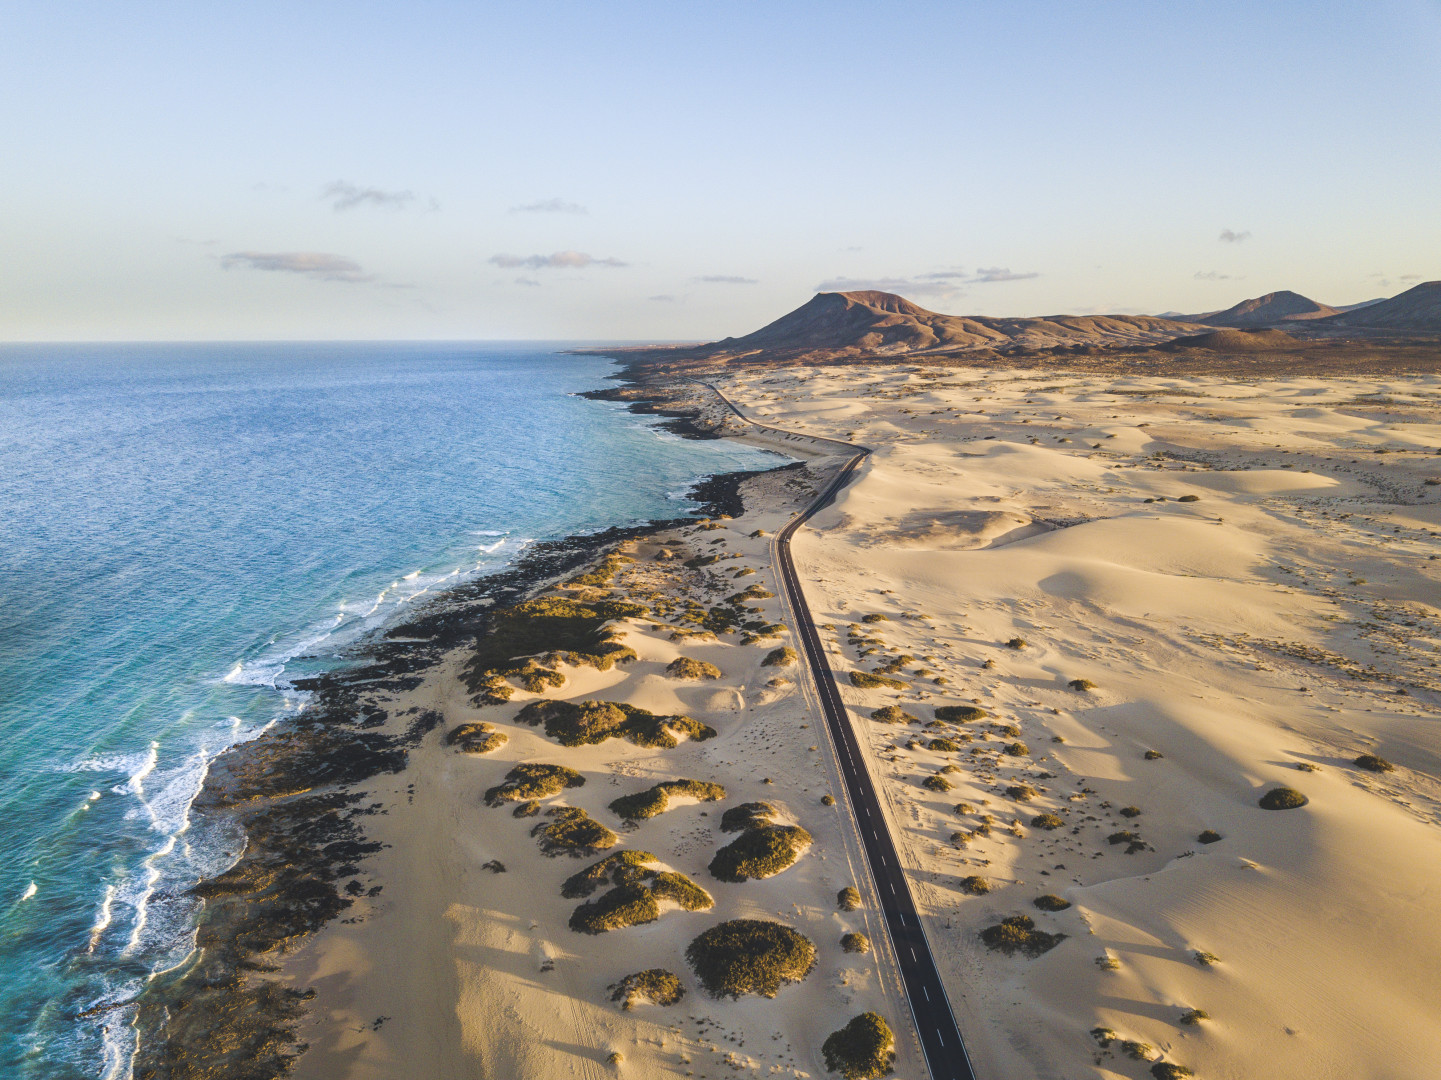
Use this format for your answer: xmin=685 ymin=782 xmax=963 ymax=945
xmin=129 ymin=374 xmax=779 ymax=1079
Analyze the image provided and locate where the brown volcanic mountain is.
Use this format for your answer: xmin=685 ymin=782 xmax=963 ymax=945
xmin=683 ymin=290 xmax=1200 ymax=362
xmin=1161 ymin=327 xmax=1303 ymax=352
xmin=1325 ymin=281 xmax=1441 ymax=331
xmin=1192 ymin=290 xmax=1339 ymax=326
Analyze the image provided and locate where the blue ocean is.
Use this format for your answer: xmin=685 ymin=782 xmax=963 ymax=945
xmin=0 ymin=343 xmax=780 ymax=1077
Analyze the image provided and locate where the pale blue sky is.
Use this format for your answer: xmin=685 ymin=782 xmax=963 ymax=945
xmin=3 ymin=0 xmax=1439 ymax=340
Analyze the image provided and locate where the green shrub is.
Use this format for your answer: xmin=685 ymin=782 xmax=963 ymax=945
xmin=562 ymin=851 xmax=659 ymax=898
xmin=666 ymin=656 xmax=722 ymax=680
xmin=1069 ymin=679 xmax=1096 ymax=691
xmin=1107 ymin=830 xmax=1138 ymax=845
xmin=1144 ymin=749 xmax=1165 ymax=760
xmin=1151 ymin=1064 xmax=1193 ymax=1080
xmin=1354 ymin=753 xmax=1394 ymax=773
xmin=1090 ymin=1027 xmax=1117 ymax=1047
xmin=709 ymin=824 xmax=811 ymax=881
xmin=1177 ymin=494 xmax=1200 ymax=503
xmin=935 ymin=705 xmax=988 ymax=722
xmin=1006 ymin=637 xmax=1027 ymax=649
xmin=928 ymin=738 xmax=961 ymax=752
xmin=512 ymin=799 xmax=541 ymax=818
xmin=1193 ymin=950 xmax=1220 ymax=966
xmin=484 ymin=763 xmax=585 ymax=806
xmin=445 ymin=722 xmax=508 ymax=754
xmin=650 ymin=871 xmax=713 ymax=911
xmin=1031 ymin=813 xmax=1064 ymax=830
xmin=569 ymin=881 xmax=660 ymax=933
xmin=871 ymin=705 xmax=917 ymax=724
xmin=922 ymin=774 xmax=953 ymax=792
xmin=762 ymin=646 xmax=798 ymax=667
xmin=861 ymin=613 xmax=889 ymax=623
xmin=609 ymin=968 xmax=684 ymax=1009
xmin=1179 ymin=1008 xmax=1209 ymax=1025
xmin=515 ymin=698 xmax=715 ymax=749
xmin=1003 ymin=741 xmax=1030 ymax=757
xmin=1033 ymin=894 xmax=1071 ymax=911
xmin=960 ymin=875 xmax=991 ymax=895
xmin=840 ymin=931 xmax=871 ymax=954
xmin=685 ymin=919 xmax=817 ymax=998
xmin=1119 ymin=805 xmax=1142 ymax=818
xmin=821 ymin=794 xmax=836 ymax=806
xmin=1197 ymin=829 xmax=1222 ymax=844
xmin=821 ymin=1012 xmax=895 ymax=1080
xmin=1096 ymin=954 xmax=1121 ymax=971
xmin=979 ymin=915 xmax=1065 ymax=957
xmin=609 ymin=778 xmax=726 ymax=821
xmin=1005 ymin=784 xmax=1036 ymax=801
xmin=720 ymin=801 xmax=776 ymax=832
xmin=464 ymin=594 xmax=647 ymax=695
xmin=1258 ymin=786 xmax=1308 ymax=810
xmin=837 ymin=886 xmax=862 ymax=911
xmin=533 ymin=806 xmax=618 ymax=857
xmin=850 ymin=671 xmax=906 ymax=690
xmin=1121 ymin=1040 xmax=1155 ymax=1061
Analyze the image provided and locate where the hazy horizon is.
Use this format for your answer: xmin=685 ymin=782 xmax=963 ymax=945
xmin=4 ymin=0 xmax=1439 ymax=342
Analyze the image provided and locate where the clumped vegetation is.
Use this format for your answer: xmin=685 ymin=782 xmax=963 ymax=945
xmin=720 ymin=801 xmax=777 ymax=832
xmin=609 ymin=969 xmax=685 ymax=1010
xmin=709 ymin=822 xmax=812 ymax=882
xmin=464 ymin=594 xmax=646 ymax=703
xmin=1005 ymin=784 xmax=1036 ymax=802
xmin=1003 ymin=741 xmax=1030 ymax=757
xmin=870 ymin=705 xmax=917 ymax=724
xmin=1258 ymin=786 xmax=1308 ymax=810
xmin=665 ymin=656 xmax=722 ymax=680
xmin=1193 ymin=950 xmax=1220 ymax=966
xmin=1354 ymin=753 xmax=1394 ymax=773
xmin=1144 ymin=749 xmax=1165 ymax=760
xmin=609 ymin=778 xmax=726 ymax=821
xmin=922 ymin=774 xmax=953 ymax=792
xmin=445 ymin=722 xmax=507 ymax=754
xmin=484 ymin=763 xmax=584 ymax=806
xmin=1030 ymin=813 xmax=1064 ymax=830
xmin=821 ymin=794 xmax=836 ymax=806
xmin=959 ymin=875 xmax=991 ymax=895
xmin=837 ymin=886 xmax=862 ymax=911
xmin=685 ymin=919 xmax=817 ymax=998
xmin=1006 ymin=637 xmax=1028 ymax=649
xmin=840 ymin=932 xmax=871 ymax=954
xmin=1033 ymin=894 xmax=1071 ymax=911
xmin=1179 ymin=1009 xmax=1210 ymax=1025
xmin=850 ymin=671 xmax=906 ymax=690
xmin=928 ymin=738 xmax=961 ymax=753
xmin=762 ymin=646 xmax=798 ymax=667
xmin=1151 ymin=1065 xmax=1193 ymax=1080
xmin=1197 ymin=829 xmax=1223 ymax=844
xmin=1068 ymin=678 xmax=1097 ymax=691
xmin=979 ymin=915 xmax=1065 ymax=958
xmin=565 ymin=852 xmax=712 ymax=933
xmin=515 ymin=698 xmax=715 ymax=749
xmin=1119 ymin=805 xmax=1142 ymax=818
xmin=935 ymin=705 xmax=988 ymax=722
xmin=860 ymin=613 xmax=889 ymax=624
xmin=821 ymin=1012 xmax=896 ymax=1080
xmin=532 ymin=806 xmax=619 ymax=857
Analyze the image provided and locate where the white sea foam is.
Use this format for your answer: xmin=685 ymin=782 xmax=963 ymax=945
xmin=19 ymin=881 xmax=37 ymax=902
xmin=88 ymin=884 xmax=117 ymax=952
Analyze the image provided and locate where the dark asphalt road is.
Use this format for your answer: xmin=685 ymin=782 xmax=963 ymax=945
xmin=701 ymin=383 xmax=977 ymax=1080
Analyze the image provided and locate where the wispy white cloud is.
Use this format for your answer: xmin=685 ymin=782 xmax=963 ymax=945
xmin=321 ymin=181 xmax=419 ymax=212
xmin=648 ymin=294 xmax=679 ymax=302
xmin=694 ymin=274 xmax=758 ymax=285
xmin=814 ymin=275 xmax=961 ymax=299
xmin=970 ymin=267 xmax=1038 ymax=283
xmin=509 ymin=197 xmax=587 ymax=214
xmin=220 ymin=251 xmax=375 ymax=283
xmin=488 ymin=251 xmax=627 ymax=270
xmin=514 ymin=277 xmax=542 ymax=287
xmin=1194 ymin=270 xmax=1240 ymax=281
xmin=1219 ymin=228 xmax=1251 ymax=243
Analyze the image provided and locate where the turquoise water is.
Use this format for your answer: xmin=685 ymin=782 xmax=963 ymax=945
xmin=0 ymin=343 xmax=781 ymax=1077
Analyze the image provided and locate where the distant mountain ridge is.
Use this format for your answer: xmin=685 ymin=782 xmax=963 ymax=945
xmin=704 ymin=290 xmax=1200 ymax=361
xmin=1325 ymin=281 xmax=1441 ymax=331
xmin=1190 ymin=290 xmax=1339 ymax=326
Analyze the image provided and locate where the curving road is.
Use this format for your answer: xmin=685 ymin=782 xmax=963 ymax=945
xmin=698 ymin=381 xmax=978 ymax=1080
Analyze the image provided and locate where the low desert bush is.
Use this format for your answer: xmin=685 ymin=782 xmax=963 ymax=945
xmin=861 ymin=613 xmax=889 ymax=623
xmin=871 ymin=705 xmax=917 ymax=724
xmin=1005 ymin=784 xmax=1037 ymax=802
xmin=569 ymin=881 xmax=659 ymax=933
xmin=1144 ymin=749 xmax=1165 ymax=760
xmin=685 ymin=919 xmax=817 ymax=998
xmin=709 ymin=824 xmax=811 ymax=882
xmin=666 ymin=656 xmax=722 ymax=680
xmin=821 ymin=794 xmax=835 ymax=806
xmin=959 ymin=875 xmax=991 ymax=895
xmin=1033 ymin=894 xmax=1071 ymax=911
xmin=979 ymin=915 xmax=1065 ymax=958
xmin=1179 ymin=1008 xmax=1209 ymax=1025
xmin=928 ymin=738 xmax=961 ymax=752
xmin=1031 ymin=813 xmax=1064 ymax=830
xmin=445 ymin=722 xmax=507 ymax=754
xmin=762 ymin=646 xmax=798 ymax=667
xmin=719 ymin=801 xmax=776 ymax=832
xmin=609 ymin=778 xmax=726 ymax=821
xmin=1006 ymin=637 xmax=1027 ymax=649
xmin=515 ymin=698 xmax=715 ymax=749
xmin=850 ymin=671 xmax=906 ymax=690
xmin=1151 ymin=1064 xmax=1193 ymax=1080
xmin=1197 ymin=829 xmax=1222 ymax=844
xmin=1177 ymin=494 xmax=1201 ymax=503
xmin=1258 ymin=786 xmax=1308 ymax=810
xmin=533 ymin=806 xmax=619 ymax=857
xmin=484 ymin=763 xmax=584 ymax=806
xmin=1003 ymin=741 xmax=1030 ymax=757
xmin=837 ymin=886 xmax=862 ymax=911
xmin=609 ymin=969 xmax=685 ymax=1009
xmin=1354 ymin=753 xmax=1394 ymax=773
xmin=840 ymin=931 xmax=871 ymax=954
xmin=820 ymin=1012 xmax=895 ymax=1080
xmin=935 ymin=705 xmax=988 ymax=722
xmin=922 ymin=774 xmax=953 ymax=792
xmin=1193 ymin=950 xmax=1220 ymax=966
xmin=1069 ymin=679 xmax=1097 ymax=691
xmin=1119 ymin=805 xmax=1142 ymax=818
